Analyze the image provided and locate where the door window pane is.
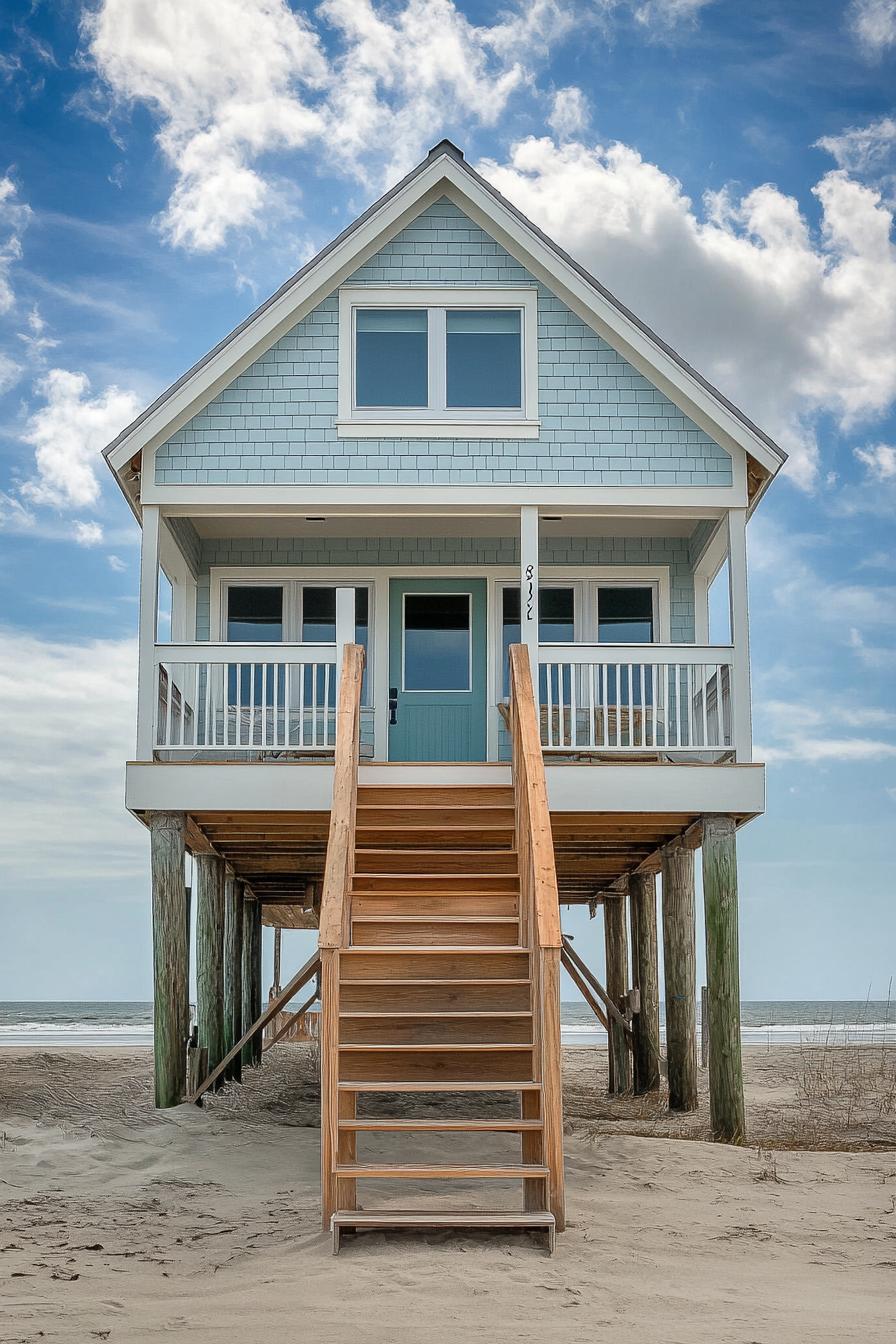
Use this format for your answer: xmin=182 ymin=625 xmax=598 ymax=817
xmin=226 ymin=586 xmax=283 ymax=641
xmin=446 ymin=309 xmax=521 ymax=408
xmin=355 ymin=309 xmax=428 ymax=408
xmin=597 ymin=587 xmax=654 ymax=643
xmin=404 ymin=593 xmax=471 ymax=691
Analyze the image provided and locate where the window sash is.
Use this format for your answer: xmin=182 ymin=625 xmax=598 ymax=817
xmin=352 ymin=304 xmax=525 ymax=416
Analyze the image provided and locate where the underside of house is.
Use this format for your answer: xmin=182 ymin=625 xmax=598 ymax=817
xmin=107 ymin=141 xmax=784 ymax=1252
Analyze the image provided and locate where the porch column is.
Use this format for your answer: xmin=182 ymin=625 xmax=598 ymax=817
xmin=150 ymin=812 xmax=188 ymax=1108
xmin=604 ymin=892 xmax=631 ymax=1094
xmin=136 ymin=504 xmax=160 ymax=760
xmin=629 ymin=871 xmax=661 ymax=1093
xmin=195 ymin=853 xmax=226 ymax=1085
xmin=702 ymin=816 xmax=746 ymax=1142
xmin=726 ymin=508 xmax=752 ymax=762
xmin=335 ymin=586 xmax=355 ymax=667
xmin=520 ymin=506 xmax=539 ymax=677
xmin=223 ymin=874 xmax=243 ymax=1084
xmin=661 ymin=841 xmax=699 ymax=1111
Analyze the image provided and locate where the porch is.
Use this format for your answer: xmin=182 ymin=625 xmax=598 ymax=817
xmin=136 ymin=502 xmax=753 ymax=771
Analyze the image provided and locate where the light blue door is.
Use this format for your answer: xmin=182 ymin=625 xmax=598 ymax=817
xmin=388 ymin=578 xmax=488 ymax=761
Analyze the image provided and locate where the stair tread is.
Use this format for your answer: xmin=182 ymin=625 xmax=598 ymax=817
xmin=339 ymin=978 xmax=532 ymax=986
xmin=338 ymin=1081 xmax=542 ymax=1092
xmin=341 ymin=946 xmax=528 ymax=954
xmin=334 ymin=1163 xmax=550 ymax=1178
xmin=339 ymin=1042 xmax=534 ymax=1052
xmin=338 ymin=1119 xmax=543 ymax=1131
xmin=351 ymin=915 xmax=518 ymax=924
xmin=339 ymin=1011 xmax=531 ymax=1018
xmin=332 ymin=1209 xmax=553 ymax=1226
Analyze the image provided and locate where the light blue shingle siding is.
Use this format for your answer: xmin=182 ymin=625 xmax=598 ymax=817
xmin=193 ymin=534 xmax=695 ymax=643
xmin=156 ymin=200 xmax=732 ymax=488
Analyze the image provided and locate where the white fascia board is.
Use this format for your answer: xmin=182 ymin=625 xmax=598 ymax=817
xmin=145 ymin=483 xmax=747 ymax=509
xmin=437 ymin=170 xmax=783 ymax=481
xmin=545 ymin=762 xmax=765 ymax=816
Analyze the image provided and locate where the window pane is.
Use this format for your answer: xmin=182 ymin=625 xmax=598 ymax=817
xmin=355 ymin=308 xmax=427 ymax=408
xmin=303 ymin=587 xmax=370 ymax=704
xmin=501 ymin=586 xmax=574 ymax=696
xmin=404 ymin=593 xmax=471 ymax=691
xmin=598 ymin=587 xmax=654 ymax=644
xmin=446 ymin=309 xmax=521 ymax=408
xmin=226 ymin=586 xmax=283 ymax=641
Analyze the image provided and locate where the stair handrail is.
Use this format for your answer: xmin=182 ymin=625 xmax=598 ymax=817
xmin=508 ymin=644 xmax=561 ymax=950
xmin=318 ymin=643 xmax=365 ymax=949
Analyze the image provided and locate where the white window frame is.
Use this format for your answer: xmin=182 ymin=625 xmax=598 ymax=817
xmin=401 ymin=590 xmax=473 ymax=693
xmin=337 ymin=286 xmax=540 ymax=438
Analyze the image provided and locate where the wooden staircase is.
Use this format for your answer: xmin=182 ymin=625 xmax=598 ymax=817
xmin=319 ymin=646 xmax=564 ymax=1253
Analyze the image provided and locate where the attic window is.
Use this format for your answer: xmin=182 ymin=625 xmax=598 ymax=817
xmin=337 ymin=287 xmax=540 ymax=438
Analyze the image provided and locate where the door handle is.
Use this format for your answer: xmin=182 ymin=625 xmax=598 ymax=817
xmin=388 ymin=686 xmax=398 ymax=725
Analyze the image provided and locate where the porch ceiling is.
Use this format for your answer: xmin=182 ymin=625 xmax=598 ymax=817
xmin=187 ymin=807 xmax=733 ymax=906
xmin=187 ymin=513 xmax=697 ymax=541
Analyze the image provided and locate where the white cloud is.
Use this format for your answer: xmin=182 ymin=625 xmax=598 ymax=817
xmin=0 ymin=628 xmax=143 ymax=883
xmin=816 ymin=116 xmax=896 ymax=180
xmin=548 ymin=86 xmax=590 ymax=141
xmin=107 ymin=553 xmax=127 ymax=572
xmin=848 ymin=0 xmax=896 ymax=55
xmin=74 ymin=519 xmax=104 ymax=546
xmin=0 ymin=352 xmax=23 ymax=394
xmin=0 ymin=490 xmax=36 ymax=533
xmin=82 ymin=0 xmax=328 ymax=252
xmin=756 ymin=696 xmax=896 ymax=763
xmin=0 ymin=174 xmax=30 ymax=313
xmin=20 ymin=368 xmax=142 ymax=510
xmin=478 ymin=136 xmax=896 ymax=488
xmin=631 ymin=0 xmax=714 ymax=26
xmin=854 ymin=442 xmax=896 ymax=479
xmin=82 ymin=0 xmax=577 ymax=251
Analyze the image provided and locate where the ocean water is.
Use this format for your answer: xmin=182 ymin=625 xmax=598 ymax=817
xmin=1 ymin=1000 xmax=894 ymax=1049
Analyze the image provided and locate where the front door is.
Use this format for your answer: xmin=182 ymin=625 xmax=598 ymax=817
xmin=388 ymin=578 xmax=488 ymax=761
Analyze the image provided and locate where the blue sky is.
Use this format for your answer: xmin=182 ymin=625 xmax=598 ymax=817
xmin=1 ymin=0 xmax=895 ymax=1002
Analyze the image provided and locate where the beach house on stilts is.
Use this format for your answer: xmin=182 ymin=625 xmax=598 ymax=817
xmin=106 ymin=141 xmax=784 ymax=1253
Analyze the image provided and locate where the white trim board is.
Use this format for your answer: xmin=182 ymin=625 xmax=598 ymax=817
xmin=144 ymin=482 xmax=748 ymax=508
xmin=105 ymin=146 xmax=783 ymax=495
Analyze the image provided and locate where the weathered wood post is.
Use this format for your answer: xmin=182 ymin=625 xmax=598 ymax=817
xmin=252 ymin=902 xmax=263 ymax=1065
xmin=661 ymin=841 xmax=698 ymax=1111
xmin=272 ymin=925 xmax=282 ymax=996
xmin=150 ymin=812 xmax=188 ymax=1108
xmin=629 ymin=871 xmax=661 ymax=1093
xmin=604 ymin=892 xmax=631 ymax=1094
xmin=223 ymin=874 xmax=243 ymax=1084
xmin=241 ymin=896 xmax=262 ymax=1067
xmin=195 ymin=853 xmax=226 ymax=1085
xmin=702 ymin=815 xmax=746 ymax=1143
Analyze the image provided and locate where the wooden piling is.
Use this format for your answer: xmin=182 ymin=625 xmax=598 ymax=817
xmin=195 ymin=853 xmax=226 ymax=1085
xmin=702 ymin=815 xmax=746 ymax=1143
xmin=149 ymin=812 xmax=188 ymax=1109
xmin=629 ymin=871 xmax=661 ymax=1093
xmin=661 ymin=842 xmax=699 ymax=1111
xmin=252 ymin=902 xmax=263 ymax=1066
xmin=604 ymin=893 xmax=631 ymax=1094
xmin=223 ymin=875 xmax=243 ymax=1084
xmin=242 ymin=897 xmax=262 ymax=1067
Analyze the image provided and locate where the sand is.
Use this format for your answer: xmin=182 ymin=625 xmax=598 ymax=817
xmin=1 ymin=1045 xmax=894 ymax=1343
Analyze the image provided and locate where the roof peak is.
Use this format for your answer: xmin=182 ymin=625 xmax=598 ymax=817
xmin=426 ymin=139 xmax=465 ymax=162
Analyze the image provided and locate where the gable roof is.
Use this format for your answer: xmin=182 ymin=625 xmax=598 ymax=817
xmin=104 ymin=139 xmax=786 ymax=494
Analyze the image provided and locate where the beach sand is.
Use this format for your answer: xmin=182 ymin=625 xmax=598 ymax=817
xmin=1 ymin=1045 xmax=894 ymax=1343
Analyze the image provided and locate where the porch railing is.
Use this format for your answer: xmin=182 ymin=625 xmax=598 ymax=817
xmin=535 ymin=643 xmax=735 ymax=756
xmin=154 ymin=643 xmax=339 ymax=752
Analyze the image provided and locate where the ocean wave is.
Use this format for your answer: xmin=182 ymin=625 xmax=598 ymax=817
xmin=0 ymin=1022 xmax=154 ymax=1035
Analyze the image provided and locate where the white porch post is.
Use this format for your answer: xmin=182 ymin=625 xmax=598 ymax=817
xmin=136 ymin=504 xmax=161 ymax=760
xmin=520 ymin=506 xmax=539 ymax=680
xmin=335 ymin=586 xmax=355 ymax=669
xmin=726 ymin=508 xmax=753 ymax=762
